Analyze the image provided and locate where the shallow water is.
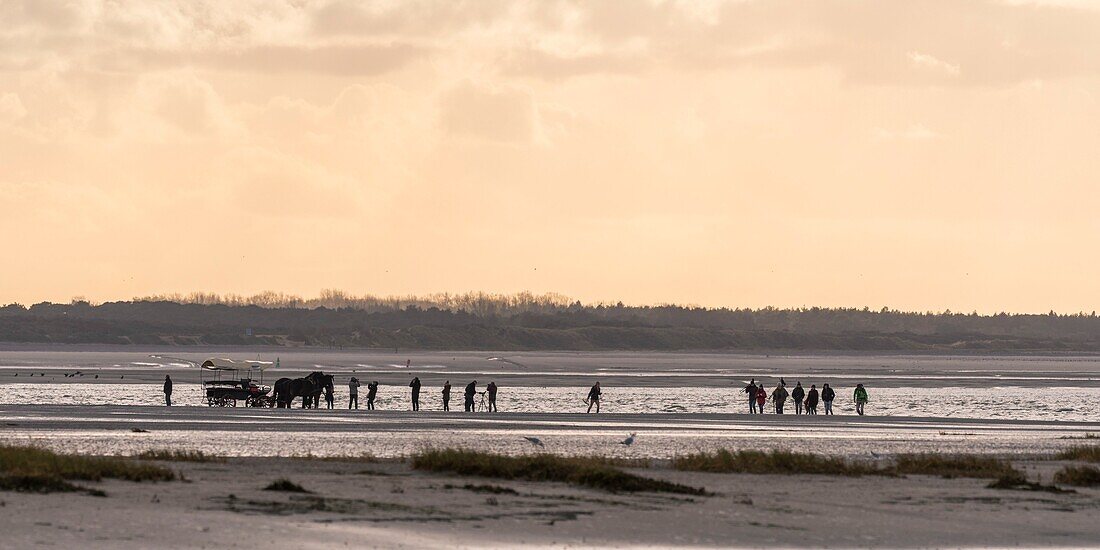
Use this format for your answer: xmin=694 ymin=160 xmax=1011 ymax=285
xmin=0 ymin=383 xmax=1096 ymax=422
xmin=1 ymin=348 xmax=1098 ymax=458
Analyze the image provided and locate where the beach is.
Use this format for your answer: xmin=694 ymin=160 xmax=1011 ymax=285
xmin=1 ymin=346 xmax=1099 ymax=547
xmin=2 ymin=453 xmax=1098 ymax=549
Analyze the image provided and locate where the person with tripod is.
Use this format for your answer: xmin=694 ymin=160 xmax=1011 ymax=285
xmin=486 ymin=382 xmax=498 ymax=412
xmin=464 ymin=380 xmax=477 ymax=412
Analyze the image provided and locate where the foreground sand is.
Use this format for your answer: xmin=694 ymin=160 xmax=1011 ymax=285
xmin=2 ymin=455 xmax=1098 ymax=548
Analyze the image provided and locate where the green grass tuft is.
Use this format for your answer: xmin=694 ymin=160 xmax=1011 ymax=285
xmin=1053 ymin=465 xmax=1100 ymax=487
xmin=411 ymin=449 xmax=705 ymax=495
xmin=264 ymin=479 xmax=310 ymax=493
xmin=672 ymin=449 xmax=881 ymax=476
xmin=136 ymin=450 xmax=221 ymax=463
xmin=0 ymin=445 xmax=175 ymax=485
xmin=1056 ymin=445 xmax=1100 ymax=462
xmin=891 ymin=454 xmax=1021 ymax=479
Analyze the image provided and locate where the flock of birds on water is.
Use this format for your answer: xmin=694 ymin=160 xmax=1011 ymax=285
xmin=14 ymin=371 xmax=118 ymax=379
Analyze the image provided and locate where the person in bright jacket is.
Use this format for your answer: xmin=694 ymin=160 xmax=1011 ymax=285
xmin=821 ymin=384 xmax=836 ymax=415
xmin=771 ymin=383 xmax=789 ymax=414
xmin=805 ymin=385 xmax=819 ymax=415
xmin=791 ymin=382 xmax=805 ymax=415
xmin=743 ymin=379 xmax=758 ymax=414
xmin=755 ymin=384 xmax=767 ymax=414
xmin=853 ymin=383 xmax=869 ymax=415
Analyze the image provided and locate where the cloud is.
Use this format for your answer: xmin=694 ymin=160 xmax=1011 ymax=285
xmin=0 ymin=93 xmax=27 ymax=122
xmin=440 ymin=82 xmax=535 ymax=144
xmin=908 ymin=52 xmax=961 ymax=77
xmin=873 ymin=124 xmax=941 ymax=141
xmin=502 ymin=48 xmax=648 ymax=80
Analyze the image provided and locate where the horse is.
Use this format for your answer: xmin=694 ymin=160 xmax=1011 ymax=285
xmin=273 ymin=372 xmax=328 ymax=408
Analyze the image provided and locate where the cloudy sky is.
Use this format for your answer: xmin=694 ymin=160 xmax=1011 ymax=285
xmin=2 ymin=0 xmax=1099 ymax=312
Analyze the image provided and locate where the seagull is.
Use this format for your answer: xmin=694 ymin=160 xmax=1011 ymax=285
xmin=523 ymin=436 xmax=544 ymax=447
xmin=869 ymin=451 xmax=880 ymax=459
xmin=620 ymin=433 xmax=636 ymax=446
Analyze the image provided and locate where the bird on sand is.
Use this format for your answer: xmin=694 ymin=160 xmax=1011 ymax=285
xmin=619 ymin=433 xmax=636 ymax=446
xmin=523 ymin=436 xmax=544 ymax=447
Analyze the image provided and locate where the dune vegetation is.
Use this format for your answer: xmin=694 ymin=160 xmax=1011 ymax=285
xmin=1056 ymin=445 xmax=1100 ymax=462
xmin=0 ymin=445 xmax=174 ymax=495
xmin=136 ymin=449 xmax=221 ymax=463
xmin=411 ymin=449 xmax=705 ymax=495
xmin=672 ymin=449 xmax=881 ymax=476
xmin=1053 ymin=465 xmax=1100 ymax=487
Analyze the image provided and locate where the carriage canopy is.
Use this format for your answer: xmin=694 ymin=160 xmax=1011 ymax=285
xmin=199 ymin=358 xmax=274 ymax=371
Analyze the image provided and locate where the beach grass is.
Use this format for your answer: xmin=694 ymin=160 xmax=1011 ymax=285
xmin=136 ymin=449 xmax=222 ymax=463
xmin=411 ymin=449 xmax=706 ymax=495
xmin=1053 ymin=465 xmax=1100 ymax=487
xmin=891 ymin=453 xmax=1021 ymax=479
xmin=0 ymin=445 xmax=175 ymax=483
xmin=672 ymin=449 xmax=881 ymax=476
xmin=1056 ymin=445 xmax=1100 ymax=463
xmin=264 ymin=479 xmax=310 ymax=493
xmin=0 ymin=445 xmax=174 ymax=495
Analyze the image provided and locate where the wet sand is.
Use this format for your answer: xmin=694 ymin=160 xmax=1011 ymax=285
xmin=3 ymin=455 xmax=1098 ymax=549
xmin=1 ymin=405 xmax=1097 ymax=458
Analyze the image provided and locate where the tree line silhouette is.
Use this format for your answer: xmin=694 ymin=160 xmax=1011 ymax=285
xmin=2 ymin=291 xmax=1099 ymax=351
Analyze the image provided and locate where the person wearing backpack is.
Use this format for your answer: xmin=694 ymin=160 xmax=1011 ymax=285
xmin=821 ymin=384 xmax=836 ymax=415
xmin=743 ymin=379 xmax=759 ymax=414
xmin=791 ymin=382 xmax=805 ymax=415
xmin=771 ymin=383 xmax=789 ymax=414
xmin=805 ymin=384 xmax=819 ymax=415
xmin=853 ymin=384 xmax=869 ymax=415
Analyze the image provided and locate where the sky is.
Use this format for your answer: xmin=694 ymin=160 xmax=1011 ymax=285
xmin=2 ymin=0 xmax=1099 ymax=313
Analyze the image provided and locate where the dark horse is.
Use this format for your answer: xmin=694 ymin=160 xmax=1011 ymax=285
xmin=273 ymin=372 xmax=329 ymax=409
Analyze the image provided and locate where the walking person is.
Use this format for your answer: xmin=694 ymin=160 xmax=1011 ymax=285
xmin=486 ymin=382 xmax=498 ymax=412
xmin=586 ymin=382 xmax=602 ymax=413
xmin=821 ymin=383 xmax=835 ymax=415
xmin=366 ymin=381 xmax=378 ymax=410
xmin=743 ymin=379 xmax=758 ymax=414
xmin=163 ymin=375 xmax=173 ymax=406
xmin=805 ymin=384 xmax=819 ymax=415
xmin=348 ymin=377 xmax=361 ymax=409
xmin=755 ymin=384 xmax=767 ymax=414
xmin=442 ymin=380 xmax=451 ymax=411
xmin=409 ymin=377 xmax=421 ymax=411
xmin=853 ymin=383 xmax=869 ymax=416
xmin=771 ymin=382 xmax=788 ymax=414
xmin=791 ymin=382 xmax=805 ymax=415
xmin=464 ymin=380 xmax=477 ymax=412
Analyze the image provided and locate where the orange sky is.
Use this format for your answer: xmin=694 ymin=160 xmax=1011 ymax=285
xmin=2 ymin=1 xmax=1099 ymax=313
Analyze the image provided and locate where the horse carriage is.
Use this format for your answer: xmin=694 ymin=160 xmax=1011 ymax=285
xmin=200 ymin=358 xmax=275 ymax=407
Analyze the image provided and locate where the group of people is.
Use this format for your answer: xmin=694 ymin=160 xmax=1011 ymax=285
xmin=166 ymin=371 xmax=868 ymax=416
xmin=345 ymin=376 xmax=501 ymax=412
xmin=741 ymin=379 xmax=869 ymax=415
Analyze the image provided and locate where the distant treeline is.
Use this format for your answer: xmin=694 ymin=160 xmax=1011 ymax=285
xmin=3 ymin=292 xmax=1100 ymax=351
